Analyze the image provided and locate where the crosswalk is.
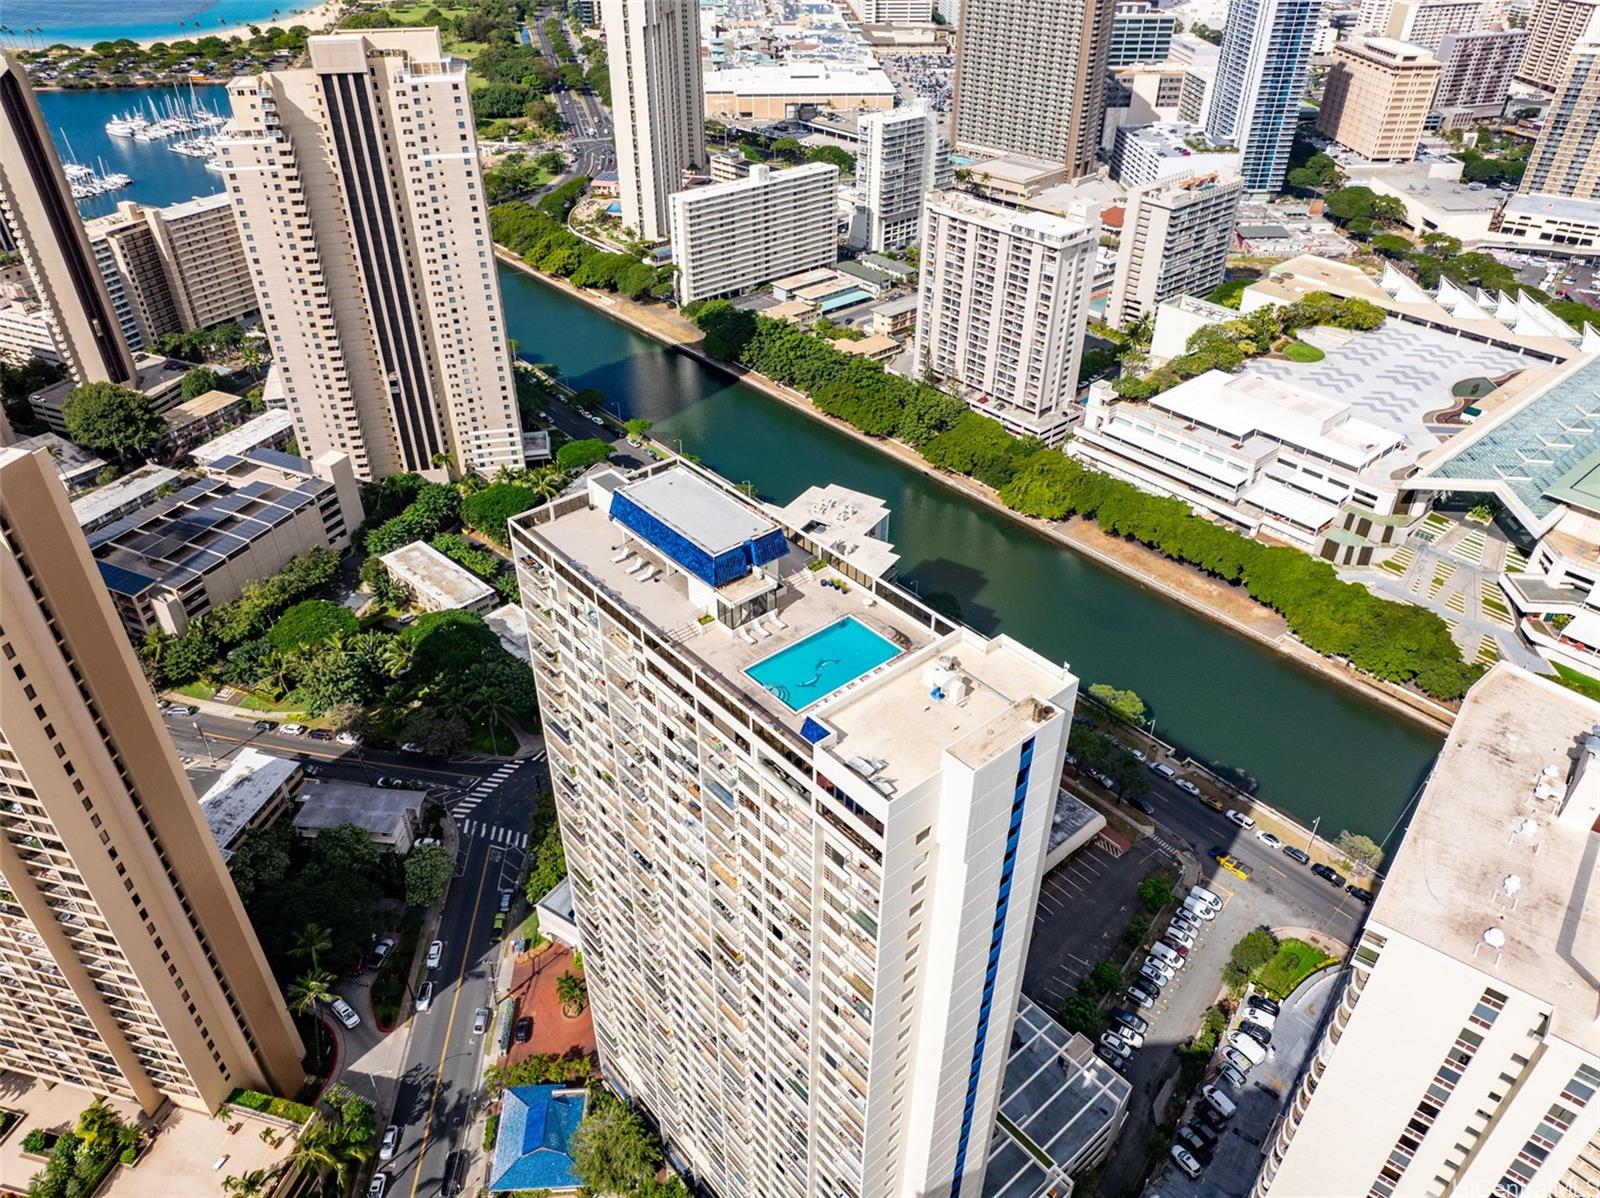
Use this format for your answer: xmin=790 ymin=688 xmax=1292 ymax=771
xmin=451 ymin=760 xmax=523 ymax=819
xmin=460 ymin=819 xmax=529 ymax=849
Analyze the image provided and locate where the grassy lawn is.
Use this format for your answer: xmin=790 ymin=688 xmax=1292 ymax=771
xmin=466 ymin=717 xmax=523 ymax=756
xmin=380 ymin=0 xmax=473 ymax=21
xmin=236 ymin=691 xmax=296 ymax=713
xmin=1206 ymin=277 xmax=1253 ymax=309
xmin=1254 ymin=939 xmax=1335 ymax=999
xmin=172 ymin=681 xmax=217 ymax=701
xmin=1282 ymin=339 xmax=1325 ymax=363
xmin=1553 ymin=663 xmax=1600 ymax=702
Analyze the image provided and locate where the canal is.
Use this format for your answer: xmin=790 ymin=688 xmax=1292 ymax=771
xmin=498 ymin=265 xmax=1443 ymax=843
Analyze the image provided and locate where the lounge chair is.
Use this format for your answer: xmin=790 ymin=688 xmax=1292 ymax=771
xmin=638 ymin=566 xmax=657 ymax=582
xmin=739 ymin=626 xmax=757 ymax=645
xmin=768 ymin=610 xmax=789 ymax=631
xmin=612 ymin=550 xmax=632 ymax=564
xmin=626 ymin=559 xmax=649 ymax=575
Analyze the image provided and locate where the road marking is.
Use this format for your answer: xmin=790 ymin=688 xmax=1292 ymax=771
xmin=407 ymin=826 xmax=497 ymax=1198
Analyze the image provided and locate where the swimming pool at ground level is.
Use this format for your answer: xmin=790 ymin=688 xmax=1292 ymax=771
xmin=743 ymin=616 xmax=903 ymax=712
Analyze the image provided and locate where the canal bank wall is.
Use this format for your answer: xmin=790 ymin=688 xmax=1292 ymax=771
xmin=496 ymin=248 xmax=1456 ymax=738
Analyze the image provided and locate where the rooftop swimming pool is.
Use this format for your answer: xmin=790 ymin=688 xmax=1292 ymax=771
xmin=744 ymin=616 xmax=902 ymax=712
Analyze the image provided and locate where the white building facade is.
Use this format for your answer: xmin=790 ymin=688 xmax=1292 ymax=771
xmin=602 ymin=0 xmax=705 ymax=242
xmin=219 ymin=30 xmax=523 ymax=481
xmin=914 ymin=191 xmax=1097 ymax=445
xmin=1206 ymin=0 xmax=1326 ymax=193
xmin=1109 ymin=169 xmax=1245 ymax=328
xmin=669 ymin=163 xmax=839 ymax=303
xmin=858 ymin=103 xmax=940 ymax=252
xmin=510 ymin=462 xmax=1076 ymax=1198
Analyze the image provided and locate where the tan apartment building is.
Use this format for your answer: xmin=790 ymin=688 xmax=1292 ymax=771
xmin=219 ymin=29 xmax=523 ymax=481
xmin=1382 ymin=0 xmax=1489 ymax=49
xmin=1254 ymin=663 xmax=1600 ymax=1198
xmin=85 ymin=195 xmax=257 ymax=352
xmin=952 ymin=0 xmax=1117 ymax=180
xmin=1516 ymin=0 xmax=1600 ymax=89
xmin=1317 ymin=38 xmax=1443 ymax=162
xmin=603 ymin=0 xmax=705 ymax=242
xmin=1110 ymin=168 xmax=1245 ymax=328
xmin=0 ymin=446 xmax=305 ymax=1115
xmin=0 ymin=52 xmax=136 ymax=387
xmin=1520 ymin=40 xmax=1600 ymax=201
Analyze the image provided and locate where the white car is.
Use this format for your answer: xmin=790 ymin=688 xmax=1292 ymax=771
xmin=1225 ymin=809 xmax=1257 ymax=829
xmin=1171 ymin=1144 xmax=1203 ymax=1179
xmin=473 ymin=1007 xmax=491 ymax=1035
xmin=586 ymin=413 xmax=604 ymax=425
xmin=336 ymin=731 xmax=361 ymax=746
xmin=426 ymin=940 xmax=443 ymax=970
xmin=1174 ymin=778 xmax=1201 ymax=796
xmin=1188 ymin=885 xmax=1224 ymax=911
xmin=1164 ymin=923 xmax=1195 ymax=949
xmin=330 ymin=998 xmax=361 ymax=1029
xmin=1141 ymin=957 xmax=1175 ymax=985
xmin=415 ymin=981 xmax=434 ymax=1013
xmin=379 ymin=1125 xmax=399 ymax=1161
xmin=1112 ymin=1024 xmax=1144 ymax=1049
xmin=1149 ymin=761 xmax=1175 ymax=779
xmin=1129 ymin=747 xmax=1147 ymax=762
xmin=279 ymin=723 xmax=308 ymax=737
xmin=368 ymin=1174 xmax=388 ymax=1198
xmin=1256 ymin=830 xmax=1283 ymax=850
xmin=1098 ymin=1031 xmax=1132 ymax=1059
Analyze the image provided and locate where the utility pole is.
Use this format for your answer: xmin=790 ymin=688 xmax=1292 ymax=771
xmin=1307 ymin=815 xmax=1321 ymax=854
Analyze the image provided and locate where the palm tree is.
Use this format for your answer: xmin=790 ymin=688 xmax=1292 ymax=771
xmin=472 ymin=677 xmax=516 ymax=755
xmin=525 ymin=466 xmax=564 ymax=502
xmin=379 ymin=638 xmax=413 ymax=681
xmin=292 ymin=923 xmax=332 ymax=970
xmin=222 ymin=1168 xmax=275 ymax=1198
xmin=284 ymin=1126 xmax=338 ymax=1180
xmin=286 ymin=969 xmax=334 ymax=1016
xmin=260 ymin=648 xmax=298 ymax=700
xmin=556 ymin=970 xmax=587 ymax=1015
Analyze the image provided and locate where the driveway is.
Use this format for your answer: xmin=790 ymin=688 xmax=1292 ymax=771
xmin=1148 ymin=968 xmax=1341 ymax=1197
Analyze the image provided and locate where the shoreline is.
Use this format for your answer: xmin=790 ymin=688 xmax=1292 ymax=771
xmin=7 ymin=0 xmax=342 ymax=51
xmin=495 ymin=247 xmax=1455 ymax=738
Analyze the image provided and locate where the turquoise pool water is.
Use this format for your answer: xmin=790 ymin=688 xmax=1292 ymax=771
xmin=745 ymin=616 xmax=902 ymax=711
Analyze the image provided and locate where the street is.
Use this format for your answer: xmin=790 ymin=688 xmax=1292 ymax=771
xmin=527 ymin=9 xmax=615 ymax=179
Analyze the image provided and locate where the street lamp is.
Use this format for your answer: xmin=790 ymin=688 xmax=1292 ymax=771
xmin=1307 ymin=815 xmax=1321 ymax=854
xmin=190 ymin=721 xmax=212 ymax=761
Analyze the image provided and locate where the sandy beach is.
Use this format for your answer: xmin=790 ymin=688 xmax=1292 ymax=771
xmin=132 ymin=0 xmax=345 ymax=47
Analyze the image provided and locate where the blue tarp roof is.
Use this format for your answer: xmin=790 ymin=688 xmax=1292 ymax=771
xmin=488 ymin=1086 xmax=586 ymax=1192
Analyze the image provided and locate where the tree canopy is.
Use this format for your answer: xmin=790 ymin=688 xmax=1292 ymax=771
xmin=62 ymin=383 xmax=166 ymax=457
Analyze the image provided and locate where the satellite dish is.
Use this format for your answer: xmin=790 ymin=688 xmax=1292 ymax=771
xmin=1483 ymin=928 xmax=1506 ymax=949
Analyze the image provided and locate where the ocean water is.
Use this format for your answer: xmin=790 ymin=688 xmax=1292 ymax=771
xmin=1 ymin=0 xmax=323 ymax=46
xmin=36 ymin=86 xmax=229 ymax=217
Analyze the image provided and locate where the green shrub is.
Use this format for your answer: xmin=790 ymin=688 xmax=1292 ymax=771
xmin=22 ymin=1128 xmax=53 ymax=1154
xmin=460 ymin=485 xmax=542 ymax=547
xmin=268 ymin=599 xmax=357 ymax=652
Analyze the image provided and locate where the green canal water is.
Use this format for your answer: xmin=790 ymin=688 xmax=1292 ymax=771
xmin=499 ymin=265 xmax=1442 ymax=842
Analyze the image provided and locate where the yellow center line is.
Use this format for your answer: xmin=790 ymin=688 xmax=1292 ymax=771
xmin=407 ymin=834 xmax=496 ymax=1198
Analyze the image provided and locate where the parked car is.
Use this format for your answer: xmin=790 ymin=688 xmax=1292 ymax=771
xmin=1188 ymin=886 xmax=1223 ymax=911
xmin=1181 ymin=896 xmax=1217 ymax=923
xmin=1200 ymin=795 xmax=1227 ymax=812
xmin=1215 ymin=854 xmax=1252 ymax=881
xmin=1169 ymin=910 xmax=1201 ymax=935
xmin=473 ymin=1007 xmax=490 ymax=1035
xmin=302 ymin=762 xmax=321 ymax=777
xmin=1225 ymin=809 xmax=1257 ymax=829
xmin=1201 ymin=1085 xmax=1237 ymax=1119
xmin=499 ymin=890 xmax=513 ymax=913
xmin=1094 ymin=1043 xmax=1128 ymax=1071
xmin=1241 ymin=1005 xmax=1277 ymax=1031
xmin=1112 ymin=1023 xmax=1144 ymax=1049
xmin=1164 ymin=924 xmax=1195 ymax=949
xmin=1140 ymin=958 xmax=1175 ymax=986
xmin=379 ymin=1125 xmax=399 ymax=1161
xmin=166 ymin=704 xmax=199 ymax=717
xmin=1221 ymin=1046 xmax=1256 ymax=1076
xmin=1237 ymin=1020 xmax=1273 ymax=1047
xmin=400 ymin=742 xmax=425 ymax=754
xmin=416 ymin=981 xmax=434 ymax=1013
xmin=1149 ymin=762 xmax=1176 ymax=780
xmin=252 ymin=719 xmax=277 ymax=731
xmin=308 ymin=728 xmax=333 ymax=741
xmin=1170 ymin=1145 xmax=1203 ymax=1179
xmin=156 ymin=698 xmax=170 ymax=711
xmin=336 ymin=731 xmax=361 ymax=746
xmin=368 ymin=1174 xmax=387 ymax=1198
xmin=1195 ymin=1099 xmax=1230 ymax=1131
xmin=1312 ymin=863 xmax=1347 ymax=887
xmin=1129 ymin=748 xmax=1147 ymax=762
xmin=1111 ymin=1009 xmax=1149 ymax=1037
xmin=1228 ymin=1031 xmax=1268 ymax=1065
xmin=1098 ymin=1031 xmax=1132 ymax=1060
xmin=280 ymin=723 xmax=308 ymax=736
xmin=1177 ymin=1123 xmax=1216 ymax=1159
xmin=1256 ymin=830 xmax=1283 ymax=849
xmin=426 ymin=940 xmax=443 ymax=970
xmin=1247 ymin=995 xmax=1281 ymax=1018
xmin=1125 ymin=981 xmax=1158 ymax=1009
xmin=514 ymin=1016 xmax=533 ymax=1044
xmin=1216 ymin=1062 xmax=1249 ymax=1092
xmin=331 ymin=998 xmax=361 ymax=1029
xmin=1149 ymin=941 xmax=1185 ymax=969
xmin=1159 ymin=934 xmax=1190 ymax=959
xmin=1174 ymin=778 xmax=1201 ymax=796
xmin=1282 ymin=845 xmax=1311 ymax=865
xmin=1347 ymin=884 xmax=1375 ymax=904
xmin=1128 ymin=795 xmax=1157 ymax=817
xmin=370 ymin=938 xmax=395 ymax=969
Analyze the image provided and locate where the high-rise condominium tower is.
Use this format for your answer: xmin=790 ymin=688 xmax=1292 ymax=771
xmin=1516 ymin=0 xmax=1600 ymax=89
xmin=1206 ymin=0 xmax=1325 ymax=192
xmin=219 ymin=29 xmax=523 ymax=481
xmin=0 ymin=52 xmax=136 ymax=387
xmin=0 ymin=446 xmax=305 ymax=1115
xmin=1316 ymin=38 xmax=1443 ymax=162
xmin=915 ymin=191 xmax=1097 ymax=445
xmin=1254 ymin=663 xmax=1600 ymax=1198
xmin=1433 ymin=28 xmax=1528 ymax=114
xmin=951 ymin=0 xmax=1117 ymax=180
xmin=858 ymin=102 xmax=940 ymax=252
xmin=510 ymin=462 xmax=1076 ymax=1198
xmin=603 ymin=0 xmax=706 ymax=242
xmin=1110 ymin=169 xmax=1245 ymax=328
xmin=1381 ymin=0 xmax=1488 ymax=49
xmin=1520 ymin=40 xmax=1600 ymax=200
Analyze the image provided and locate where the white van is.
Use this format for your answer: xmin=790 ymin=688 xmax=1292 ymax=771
xmin=1201 ymin=1084 xmax=1237 ymax=1119
xmin=1228 ymin=1031 xmax=1268 ymax=1065
xmin=1182 ymin=896 xmax=1217 ymax=922
xmin=1149 ymin=941 xmax=1185 ymax=969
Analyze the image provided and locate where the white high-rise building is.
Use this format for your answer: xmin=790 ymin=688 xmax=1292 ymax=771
xmin=219 ymin=29 xmax=523 ymax=480
xmin=1382 ymin=0 xmax=1488 ymax=48
xmin=1109 ymin=168 xmax=1245 ymax=328
xmin=603 ymin=0 xmax=706 ymax=242
xmin=914 ymin=191 xmax=1097 ymax=445
xmin=1206 ymin=0 xmax=1326 ymax=193
xmin=510 ymin=461 xmax=1077 ymax=1198
xmin=1255 ymin=663 xmax=1600 ymax=1198
xmin=669 ymin=163 xmax=839 ymax=304
xmin=858 ymin=103 xmax=941 ymax=252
